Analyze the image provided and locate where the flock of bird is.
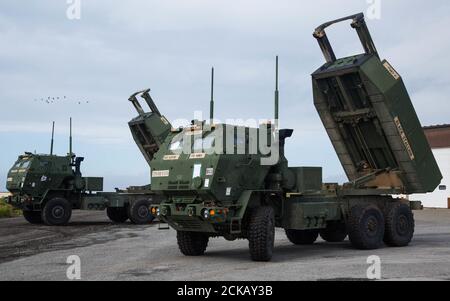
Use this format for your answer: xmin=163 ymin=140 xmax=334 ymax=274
xmin=34 ymin=96 xmax=90 ymax=105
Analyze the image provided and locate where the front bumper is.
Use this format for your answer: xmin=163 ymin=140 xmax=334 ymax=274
xmin=7 ymin=194 xmax=37 ymax=210
xmin=7 ymin=195 xmax=22 ymax=207
xmin=150 ymin=203 xmax=230 ymax=233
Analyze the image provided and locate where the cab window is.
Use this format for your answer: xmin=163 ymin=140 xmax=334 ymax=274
xmin=14 ymin=160 xmax=30 ymax=169
xmin=169 ymin=139 xmax=183 ymax=151
xmin=193 ymin=136 xmax=215 ymax=151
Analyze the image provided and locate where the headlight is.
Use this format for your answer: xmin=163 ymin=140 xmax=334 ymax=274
xmin=202 ymin=208 xmax=210 ymax=219
xmin=150 ymin=206 xmax=161 ymax=216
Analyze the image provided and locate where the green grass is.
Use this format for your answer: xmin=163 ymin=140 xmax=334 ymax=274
xmin=0 ymin=197 xmax=22 ymax=218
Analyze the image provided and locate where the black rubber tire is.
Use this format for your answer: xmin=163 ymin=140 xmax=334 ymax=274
xmin=285 ymin=229 xmax=319 ymax=245
xmin=177 ymin=231 xmax=209 ymax=256
xmin=106 ymin=207 xmax=129 ymax=223
xmin=248 ymin=206 xmax=275 ymax=262
xmin=320 ymin=221 xmax=348 ymax=242
xmin=348 ymin=204 xmax=385 ymax=250
xmin=128 ymin=199 xmax=154 ymax=224
xmin=23 ymin=211 xmax=43 ymax=224
xmin=41 ymin=198 xmax=72 ymax=226
xmin=384 ymin=203 xmax=415 ymax=247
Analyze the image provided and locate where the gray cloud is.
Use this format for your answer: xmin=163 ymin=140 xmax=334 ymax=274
xmin=1 ymin=0 xmax=449 ymax=190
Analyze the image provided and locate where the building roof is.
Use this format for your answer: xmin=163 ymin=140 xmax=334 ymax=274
xmin=423 ymin=124 xmax=450 ymax=130
xmin=423 ymin=124 xmax=450 ymax=149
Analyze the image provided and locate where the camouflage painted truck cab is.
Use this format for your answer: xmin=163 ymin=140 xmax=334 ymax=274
xmin=137 ymin=13 xmax=441 ymax=262
xmin=149 ymin=122 xmax=275 ymax=234
xmin=7 ymin=152 xmax=101 ymax=225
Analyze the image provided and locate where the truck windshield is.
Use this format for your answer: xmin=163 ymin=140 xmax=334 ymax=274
xmin=14 ymin=160 xmax=30 ymax=169
xmin=169 ymin=139 xmax=183 ymax=151
xmin=169 ymin=134 xmax=216 ymax=153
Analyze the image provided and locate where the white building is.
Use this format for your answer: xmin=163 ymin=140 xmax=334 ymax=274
xmin=412 ymin=125 xmax=450 ymax=208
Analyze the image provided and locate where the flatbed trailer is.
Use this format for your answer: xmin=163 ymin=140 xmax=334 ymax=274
xmin=6 ymin=163 xmax=161 ymax=226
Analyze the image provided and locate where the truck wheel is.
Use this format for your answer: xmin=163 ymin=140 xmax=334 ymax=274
xmin=128 ymin=199 xmax=154 ymax=224
xmin=248 ymin=206 xmax=275 ymax=262
xmin=41 ymin=198 xmax=72 ymax=226
xmin=23 ymin=211 xmax=43 ymax=224
xmin=177 ymin=231 xmax=209 ymax=256
xmin=285 ymin=229 xmax=319 ymax=245
xmin=320 ymin=221 xmax=347 ymax=242
xmin=348 ymin=204 xmax=384 ymax=250
xmin=384 ymin=203 xmax=415 ymax=247
xmin=106 ymin=207 xmax=129 ymax=223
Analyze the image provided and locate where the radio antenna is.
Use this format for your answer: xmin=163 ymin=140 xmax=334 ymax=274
xmin=274 ymin=56 xmax=279 ymax=123
xmin=50 ymin=121 xmax=55 ymax=155
xmin=210 ymin=67 xmax=215 ymax=124
xmin=69 ymin=117 xmax=73 ymax=158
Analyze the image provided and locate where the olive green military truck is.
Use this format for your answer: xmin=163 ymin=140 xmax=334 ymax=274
xmin=135 ymin=14 xmax=443 ymax=261
xmin=6 ymin=120 xmax=160 ymax=226
xmin=137 ymin=13 xmax=442 ymax=261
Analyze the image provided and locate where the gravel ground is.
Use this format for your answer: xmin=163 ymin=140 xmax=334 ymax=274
xmin=0 ymin=209 xmax=449 ymax=281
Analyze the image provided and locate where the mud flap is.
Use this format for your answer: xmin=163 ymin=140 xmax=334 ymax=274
xmin=230 ymin=218 xmax=241 ymax=234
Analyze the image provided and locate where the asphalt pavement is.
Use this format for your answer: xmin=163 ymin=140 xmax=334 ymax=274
xmin=0 ymin=209 xmax=449 ymax=281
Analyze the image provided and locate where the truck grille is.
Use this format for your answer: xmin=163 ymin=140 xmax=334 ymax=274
xmin=167 ymin=181 xmax=190 ymax=190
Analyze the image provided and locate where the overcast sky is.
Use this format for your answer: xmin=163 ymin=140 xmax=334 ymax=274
xmin=1 ymin=0 xmax=449 ymax=191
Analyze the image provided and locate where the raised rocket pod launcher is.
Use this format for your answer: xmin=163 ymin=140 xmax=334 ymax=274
xmin=128 ymin=89 xmax=172 ymax=165
xmin=312 ymin=13 xmax=442 ymax=194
